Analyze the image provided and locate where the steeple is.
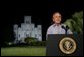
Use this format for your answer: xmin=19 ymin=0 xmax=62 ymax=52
xmin=24 ymin=16 xmax=31 ymax=24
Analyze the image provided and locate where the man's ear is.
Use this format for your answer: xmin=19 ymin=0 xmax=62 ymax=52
xmin=52 ymin=18 xmax=54 ymax=22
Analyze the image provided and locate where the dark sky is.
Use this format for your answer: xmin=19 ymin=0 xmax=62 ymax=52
xmin=2 ymin=0 xmax=83 ymax=42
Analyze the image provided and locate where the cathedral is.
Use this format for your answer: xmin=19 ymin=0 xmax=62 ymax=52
xmin=13 ymin=16 xmax=42 ymax=43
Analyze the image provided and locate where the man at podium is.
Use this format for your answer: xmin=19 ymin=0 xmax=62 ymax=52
xmin=46 ymin=12 xmax=72 ymax=35
xmin=46 ymin=12 xmax=83 ymax=56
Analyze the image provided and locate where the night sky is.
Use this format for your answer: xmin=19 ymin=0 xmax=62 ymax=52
xmin=2 ymin=0 xmax=83 ymax=43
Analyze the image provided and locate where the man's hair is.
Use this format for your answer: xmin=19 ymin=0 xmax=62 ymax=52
xmin=52 ymin=12 xmax=61 ymax=17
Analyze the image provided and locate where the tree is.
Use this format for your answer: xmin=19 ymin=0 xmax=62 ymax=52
xmin=64 ymin=11 xmax=83 ymax=34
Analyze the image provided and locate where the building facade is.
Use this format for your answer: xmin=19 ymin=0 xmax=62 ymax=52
xmin=13 ymin=16 xmax=42 ymax=43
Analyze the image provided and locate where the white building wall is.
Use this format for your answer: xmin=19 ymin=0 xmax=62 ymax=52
xmin=31 ymin=30 xmax=35 ymax=38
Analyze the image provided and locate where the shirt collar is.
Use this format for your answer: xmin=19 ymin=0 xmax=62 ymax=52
xmin=53 ymin=23 xmax=61 ymax=27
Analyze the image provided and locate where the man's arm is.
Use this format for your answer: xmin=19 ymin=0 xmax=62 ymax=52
xmin=46 ymin=27 xmax=53 ymax=40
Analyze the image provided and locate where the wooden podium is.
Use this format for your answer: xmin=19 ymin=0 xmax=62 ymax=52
xmin=46 ymin=34 xmax=83 ymax=56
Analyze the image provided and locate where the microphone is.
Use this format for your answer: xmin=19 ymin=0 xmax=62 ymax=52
xmin=61 ymin=25 xmax=69 ymax=35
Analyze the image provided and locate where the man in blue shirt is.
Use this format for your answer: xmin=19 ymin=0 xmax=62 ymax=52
xmin=46 ymin=12 xmax=72 ymax=34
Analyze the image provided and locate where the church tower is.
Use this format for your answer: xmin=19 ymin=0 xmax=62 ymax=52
xmin=24 ymin=16 xmax=31 ymax=24
xmin=13 ymin=24 xmax=18 ymax=43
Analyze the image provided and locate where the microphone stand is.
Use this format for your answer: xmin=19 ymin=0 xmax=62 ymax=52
xmin=62 ymin=25 xmax=69 ymax=36
xmin=65 ymin=28 xmax=68 ymax=36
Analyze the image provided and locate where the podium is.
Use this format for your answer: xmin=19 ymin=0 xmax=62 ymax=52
xmin=46 ymin=34 xmax=83 ymax=56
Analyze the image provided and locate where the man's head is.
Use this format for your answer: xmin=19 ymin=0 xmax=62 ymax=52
xmin=52 ymin=12 xmax=62 ymax=24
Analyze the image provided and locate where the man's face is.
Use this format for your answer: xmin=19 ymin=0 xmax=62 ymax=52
xmin=52 ymin=13 xmax=61 ymax=24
